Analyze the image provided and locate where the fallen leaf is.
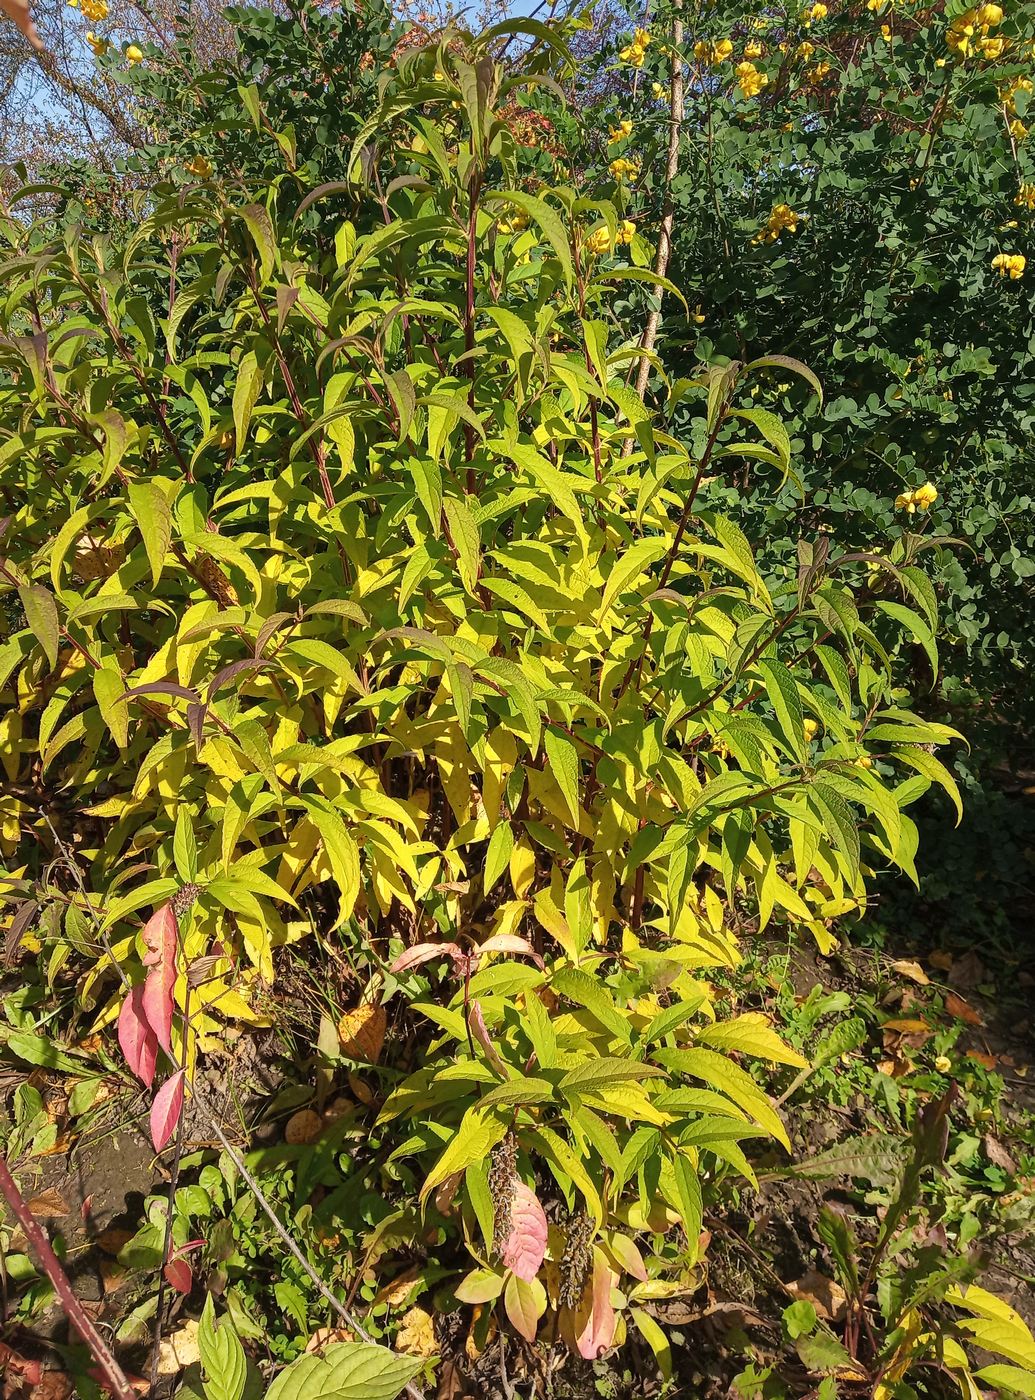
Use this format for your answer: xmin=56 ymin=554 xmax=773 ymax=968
xmin=25 ymin=1189 xmax=68 ymax=1218
xmin=966 ymin=1050 xmax=996 ymax=1070
xmin=435 ymin=1358 xmax=469 ymax=1400
xmin=787 ymin=1269 xmax=847 ymax=1322
xmin=947 ymin=952 xmax=985 ymax=989
xmin=882 ymin=1017 xmax=931 ymax=1033
xmin=337 ymin=1004 xmax=386 ymax=1063
xmin=929 ymin=950 xmax=954 ymax=972
xmin=890 ymin=960 xmax=929 ymax=986
xmin=348 ymin=1072 xmax=374 ymax=1105
xmin=377 ymin=1268 xmax=421 ymax=1309
xmin=96 ymin=1227 xmax=133 ymax=1256
xmin=984 ymin=1136 xmax=1017 ymax=1174
xmin=945 ymin=992 xmax=984 ymax=1027
xmin=396 ymin=1306 xmax=438 ymax=1358
xmin=156 ymin=1320 xmax=200 ymax=1376
xmin=284 ymin=1109 xmax=323 ymax=1145
xmin=304 ymin=1328 xmax=353 ymax=1353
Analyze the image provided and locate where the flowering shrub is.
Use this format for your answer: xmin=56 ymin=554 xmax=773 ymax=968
xmin=563 ymin=0 xmax=1035 ymax=761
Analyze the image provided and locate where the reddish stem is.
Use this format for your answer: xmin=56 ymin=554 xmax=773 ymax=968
xmin=0 ymin=1157 xmax=136 ymax=1400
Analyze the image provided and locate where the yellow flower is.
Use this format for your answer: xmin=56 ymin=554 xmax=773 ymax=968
xmin=856 ymin=755 xmax=874 ymax=768
xmin=979 ymin=34 xmax=1005 ymax=57
xmin=992 ymin=251 xmax=1026 ymax=277
xmin=585 ymin=226 xmax=612 ymax=255
xmin=620 ymin=41 xmax=646 ymax=66
xmin=617 ymin=219 xmax=635 ymax=245
xmin=753 ymin=202 xmax=801 ymax=242
xmin=804 ymin=718 xmax=819 ymax=741
xmin=652 ymin=81 xmax=667 ymax=98
xmin=497 ymin=207 xmax=530 ymax=235
xmin=896 ymin=489 xmax=918 ymax=513
xmin=866 ymin=0 xmax=887 ymax=10
xmin=881 ymin=22 xmax=893 ymax=40
xmin=608 ymin=118 xmax=633 ymax=141
xmin=634 ymin=26 xmax=651 ymax=46
xmin=975 ymin=2 xmax=1003 ymax=24
xmin=808 ymin=2 xmax=828 ymax=18
xmin=1015 ymin=182 xmax=1035 ymax=209
xmin=696 ymin=38 xmax=734 ymax=64
xmin=913 ymin=481 xmax=938 ymax=508
xmin=735 ymin=60 xmax=769 ymax=97
xmin=609 ymin=157 xmax=640 ymax=181
xmin=1010 ymin=117 xmax=1029 ymax=139
xmin=934 ymin=1055 xmax=952 ymax=1073
xmin=185 ymin=155 xmax=213 ymax=178
xmin=126 ymin=43 xmax=144 ymax=64
xmin=85 ymin=29 xmax=108 ymax=54
xmin=796 ymin=40 xmax=816 ymax=59
xmin=744 ymin=39 xmax=765 ymax=58
xmin=79 ymin=0 xmax=107 ymax=19
xmin=807 ymin=60 xmax=833 ymax=80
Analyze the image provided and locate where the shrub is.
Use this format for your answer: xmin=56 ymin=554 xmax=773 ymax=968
xmin=560 ymin=0 xmax=1035 ymax=761
xmin=0 ymin=11 xmax=962 ymax=1375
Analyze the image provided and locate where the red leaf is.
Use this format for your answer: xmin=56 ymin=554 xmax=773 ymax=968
xmin=469 ymin=1000 xmax=508 ymax=1076
xmin=389 ymin=942 xmax=462 ymax=974
xmin=501 ymin=1181 xmax=547 ymax=1282
xmin=117 ymin=984 xmax=159 ymax=1087
xmin=150 ymin=1070 xmax=185 ymax=1152
xmin=163 ymin=1257 xmax=193 ymax=1294
xmin=141 ymin=902 xmax=178 ymax=1055
xmin=576 ymin=1250 xmax=617 ymax=1360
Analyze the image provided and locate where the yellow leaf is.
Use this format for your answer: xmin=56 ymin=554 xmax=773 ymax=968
xmin=338 ymin=1004 xmax=386 ymax=1063
xmin=395 ymin=1306 xmax=438 ymax=1358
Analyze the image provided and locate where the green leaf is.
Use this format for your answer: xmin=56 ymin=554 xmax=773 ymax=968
xmin=598 ymin=538 xmax=666 ymax=622
xmin=543 ymin=726 xmax=580 ymax=827
xmin=262 ymin=1343 xmax=421 ymax=1400
xmin=420 ymin=1107 xmax=507 ymax=1204
xmin=485 ymin=190 xmax=573 ymax=287
xmin=442 ymin=496 xmax=481 ymax=596
xmin=93 ymin=667 xmax=129 ymax=748
xmin=484 ymin=822 xmax=514 ymax=895
xmin=18 ymin=585 xmax=59 ymax=670
xmin=199 ymin=1295 xmax=246 ymax=1400
xmin=238 ymin=204 xmax=276 ymax=284
xmin=128 ymin=482 xmax=172 ymax=587
xmin=757 ymin=659 xmax=806 ymax=763
xmin=652 ymin=1047 xmax=790 ymax=1150
xmin=233 ymin=352 xmax=263 ymax=456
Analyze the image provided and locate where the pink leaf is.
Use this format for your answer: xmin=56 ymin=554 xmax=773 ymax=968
xmin=576 ymin=1250 xmax=617 ymax=1360
xmin=389 ymin=941 xmax=462 ymax=974
xmin=469 ymin=1000 xmax=509 ymax=1076
xmin=474 ymin=934 xmax=545 ymax=969
xmin=501 ymin=1182 xmax=547 ymax=1282
xmin=117 ymin=984 xmax=159 ymax=1087
xmin=150 ymin=1069 xmax=185 ymax=1153
xmin=140 ymin=902 xmax=178 ymax=1055
xmin=163 ymin=1257 xmax=192 ymax=1294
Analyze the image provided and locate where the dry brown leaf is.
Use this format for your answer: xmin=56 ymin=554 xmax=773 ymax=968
xmin=25 ymin=1190 xmax=68 ymax=1218
xmin=304 ymin=1328 xmax=353 ymax=1353
xmin=882 ymin=1017 xmax=930 ymax=1033
xmin=966 ymin=1050 xmax=996 ymax=1070
xmin=890 ymin=959 xmax=929 ymax=986
xmin=156 ymin=1320 xmax=200 ymax=1376
xmin=0 ymin=0 xmax=43 ymax=51
xmin=983 ymin=1135 xmax=1017 ymax=1174
xmin=435 ymin=1358 xmax=470 ymax=1400
xmin=96 ymin=1227 xmax=133 ymax=1256
xmin=786 ymin=1269 xmax=847 ymax=1322
xmin=284 ymin=1109 xmax=323 ymax=1145
xmin=338 ymin=1004 xmax=386 ymax=1063
xmin=929 ymin=950 xmax=954 ymax=972
xmin=396 ymin=1306 xmax=438 ymax=1358
xmin=945 ymin=992 xmax=984 ymax=1027
xmin=348 ymin=1072 xmax=375 ymax=1105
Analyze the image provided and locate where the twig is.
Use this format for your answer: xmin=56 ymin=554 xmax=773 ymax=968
xmin=633 ymin=3 xmax=684 ymax=403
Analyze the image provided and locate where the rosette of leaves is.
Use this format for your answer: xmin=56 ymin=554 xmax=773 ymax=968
xmin=0 ymin=12 xmax=958 ymax=1356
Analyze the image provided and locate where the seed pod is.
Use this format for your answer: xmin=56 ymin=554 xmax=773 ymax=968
xmin=488 ymin=1133 xmax=518 ymax=1255
xmin=559 ymin=1211 xmax=593 ymax=1309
